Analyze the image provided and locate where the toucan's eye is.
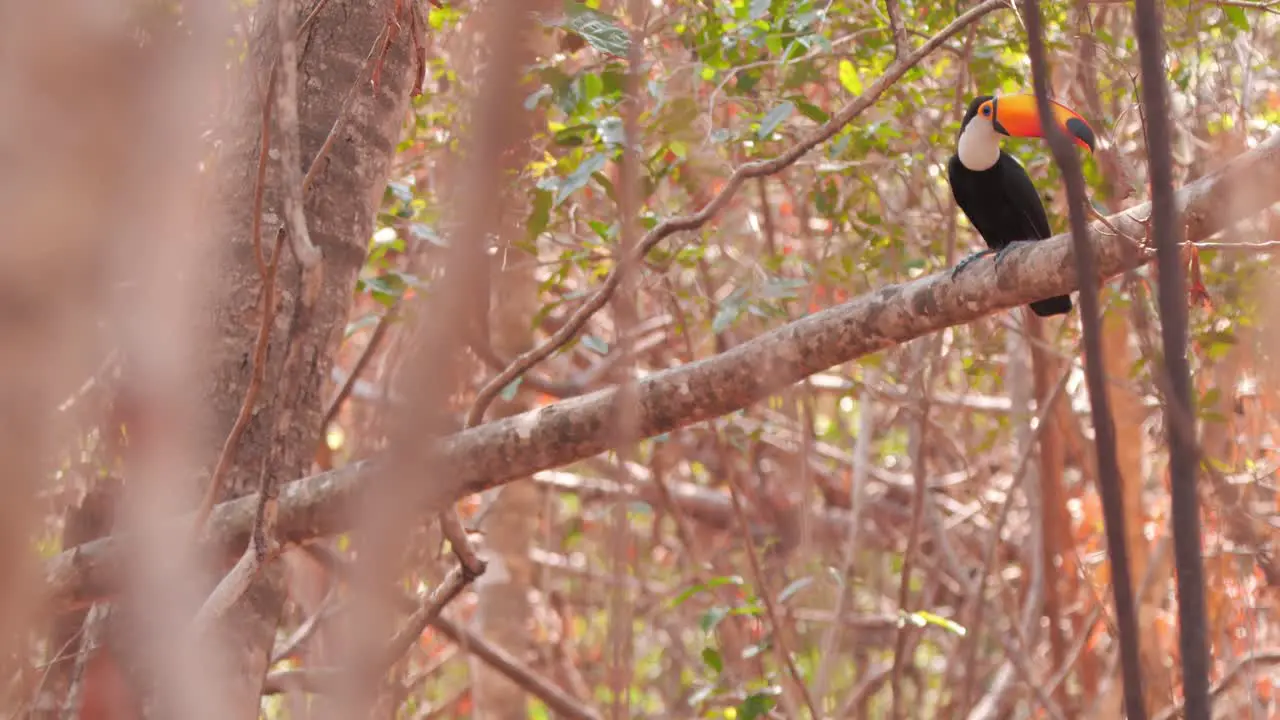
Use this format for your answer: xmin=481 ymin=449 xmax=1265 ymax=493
xmin=981 ymin=104 xmax=991 ymax=117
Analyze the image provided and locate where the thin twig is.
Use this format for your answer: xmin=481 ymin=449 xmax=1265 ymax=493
xmin=302 ymin=24 xmax=389 ymax=195
xmin=955 ymin=367 xmax=1070 ymax=715
xmin=463 ymin=0 xmax=1007 ymax=428
xmin=303 ymin=544 xmax=601 ymax=720
xmin=811 ymin=372 xmax=875 ymax=705
xmin=192 ymin=63 xmax=281 ymax=532
xmin=888 ymin=367 xmax=934 ymax=719
xmin=275 ymin=0 xmax=322 ymax=268
xmin=374 ymin=565 xmax=471 ymax=672
xmin=724 ymin=469 xmax=821 ymax=719
xmin=321 ymin=300 xmax=402 ymax=430
xmin=249 ymin=65 xmax=278 ymax=278
xmin=191 ymin=474 xmax=285 ymax=631
xmin=270 ymin=584 xmax=339 ymax=664
xmin=1214 ymin=0 xmax=1280 ymax=12
xmin=58 ymin=603 xmax=109 ymax=720
xmin=966 ymin=345 xmax=1058 ymax=720
xmin=1152 ymin=649 xmax=1280 ymax=720
xmin=300 ymin=0 xmax=336 ymax=34
xmin=1192 ymin=239 xmax=1280 ymax=250
xmin=604 ymin=0 xmax=647 ymax=712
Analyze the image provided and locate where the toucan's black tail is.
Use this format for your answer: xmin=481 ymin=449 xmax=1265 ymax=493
xmin=1030 ymin=294 xmax=1073 ymax=317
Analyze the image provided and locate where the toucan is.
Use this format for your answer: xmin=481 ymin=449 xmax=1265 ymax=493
xmin=948 ymin=94 xmax=1096 ymax=317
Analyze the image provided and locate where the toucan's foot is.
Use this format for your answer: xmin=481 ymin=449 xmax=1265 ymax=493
xmin=951 ymin=249 xmax=996 ymax=280
xmin=993 ymin=240 xmax=1034 ymax=268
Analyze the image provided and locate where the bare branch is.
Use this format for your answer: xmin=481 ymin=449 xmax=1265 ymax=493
xmin=725 ymin=469 xmax=821 ymax=718
xmin=1153 ymin=649 xmax=1280 ymax=720
xmin=321 ymin=300 xmax=401 ymax=430
xmin=1020 ymin=0 xmax=1148 ymax=716
xmin=275 ymin=0 xmax=322 ymax=268
xmin=42 ymin=131 xmax=1280 ymax=612
xmin=58 ymin=603 xmax=108 ymax=720
xmin=1132 ymin=0 xmax=1213 ymax=713
xmin=885 ymin=0 xmax=909 ymax=57
xmin=303 ymin=544 xmax=604 ymax=720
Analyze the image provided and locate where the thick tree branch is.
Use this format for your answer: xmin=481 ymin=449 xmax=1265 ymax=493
xmin=1133 ymin=0 xmax=1213 ymax=714
xmin=1022 ymin=0 xmax=1148 ymax=715
xmin=43 ymin=131 xmax=1280 ymax=611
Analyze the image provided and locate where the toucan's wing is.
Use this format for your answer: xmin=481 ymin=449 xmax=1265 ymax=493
xmin=996 ymin=154 xmax=1052 ymax=240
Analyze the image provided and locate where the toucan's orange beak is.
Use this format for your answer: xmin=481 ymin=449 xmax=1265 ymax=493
xmin=991 ymin=94 xmax=1096 ymax=153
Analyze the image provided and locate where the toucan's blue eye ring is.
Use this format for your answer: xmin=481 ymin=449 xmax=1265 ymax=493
xmin=981 ymin=105 xmax=991 ymax=116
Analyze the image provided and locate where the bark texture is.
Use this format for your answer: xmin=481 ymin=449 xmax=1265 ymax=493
xmin=196 ymin=0 xmax=414 ymax=713
xmin=44 ymin=130 xmax=1280 ymax=613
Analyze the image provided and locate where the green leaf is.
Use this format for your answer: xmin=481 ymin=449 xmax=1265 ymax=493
xmin=1200 ymin=387 xmax=1222 ymax=410
xmin=359 ymin=271 xmax=418 ymax=307
xmin=712 ymin=301 xmax=743 ymax=334
xmin=558 ymin=3 xmax=631 ymax=58
xmin=688 ymin=683 xmax=716 ymax=706
xmin=701 ymin=647 xmax=723 ymax=673
xmin=524 ymin=85 xmax=553 ymax=110
xmin=757 ymin=100 xmax=794 ymax=139
xmin=670 ymin=575 xmax=745 ymax=607
xmin=409 ymin=223 xmax=445 ymax=248
xmin=581 ymin=71 xmax=604 ymax=101
xmin=738 ymin=688 xmax=781 ymax=719
xmin=554 ymin=152 xmax=608 ymax=206
xmin=527 ymin=189 xmax=552 ymax=241
xmin=793 ymin=98 xmax=829 ymax=123
xmin=759 ymin=276 xmax=807 ymax=299
xmin=901 ymin=610 xmax=968 ymax=636
xmin=581 ymin=334 xmax=609 ymax=355
xmin=777 ymin=576 xmax=813 ymax=604
xmin=655 ymin=97 xmax=700 ymax=137
xmin=553 ymin=123 xmax=597 ymax=146
xmin=500 ymin=377 xmax=523 ymax=401
xmin=344 ymin=313 xmax=381 ymax=338
xmin=1223 ymin=5 xmax=1249 ymax=30
xmin=838 ymin=59 xmax=863 ymax=95
xmin=700 ymin=605 xmax=729 ymax=632
xmin=597 ymin=116 xmax=625 ymax=144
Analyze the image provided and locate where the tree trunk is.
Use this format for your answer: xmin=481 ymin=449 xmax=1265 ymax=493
xmin=187 ymin=0 xmax=414 ymax=715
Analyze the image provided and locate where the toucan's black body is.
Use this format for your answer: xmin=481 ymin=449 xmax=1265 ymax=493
xmin=947 ymin=94 xmax=1097 ymax=318
xmin=947 ymin=152 xmax=1072 ymax=316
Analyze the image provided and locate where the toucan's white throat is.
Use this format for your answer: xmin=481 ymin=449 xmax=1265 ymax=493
xmin=957 ymin=117 xmax=1001 ymax=171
